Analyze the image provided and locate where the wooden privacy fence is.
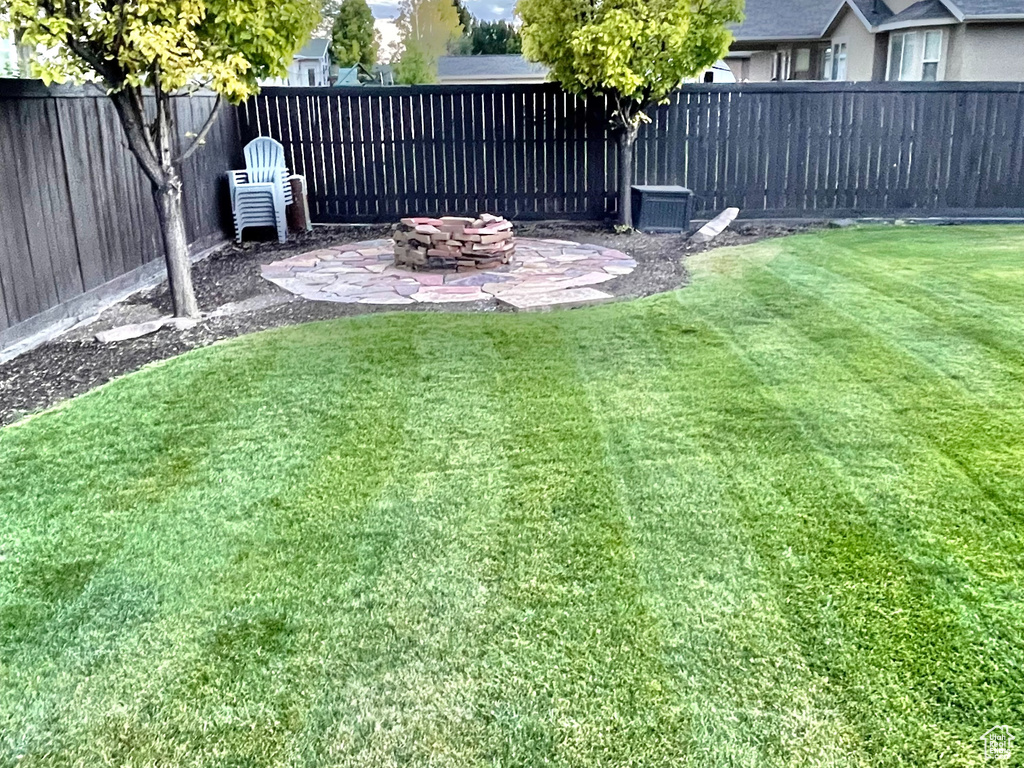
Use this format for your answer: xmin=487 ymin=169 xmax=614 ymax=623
xmin=0 ymin=80 xmax=239 ymax=338
xmin=241 ymin=81 xmax=1024 ymax=223
xmin=239 ymin=84 xmax=612 ymax=222
xmin=635 ymin=81 xmax=1024 ymax=217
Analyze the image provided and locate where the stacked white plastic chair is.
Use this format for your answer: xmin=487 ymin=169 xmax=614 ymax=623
xmin=228 ymin=137 xmax=294 ymax=243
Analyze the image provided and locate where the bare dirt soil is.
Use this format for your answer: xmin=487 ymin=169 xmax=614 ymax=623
xmin=0 ymin=220 xmax=818 ymax=426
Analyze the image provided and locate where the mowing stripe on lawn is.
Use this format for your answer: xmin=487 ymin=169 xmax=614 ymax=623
xmin=676 ymin=257 xmax=1022 ymax=762
xmin=742 ymin=257 xmax=1024 ymax=557
xmin=1 ymin=323 xmax=416 ymax=764
xmin=564 ymin=301 xmax=871 ymax=767
xmin=0 ymin=337 xmax=296 ymax=758
xmin=282 ymin=317 xmax=506 ymax=767
xmin=719 ymin=267 xmax=1024 ymax=637
xmin=469 ymin=317 xmax=693 ymax=767
xmin=762 ymin=242 xmax=1024 ymax=405
xmin=800 ymin=228 xmax=1024 ymax=313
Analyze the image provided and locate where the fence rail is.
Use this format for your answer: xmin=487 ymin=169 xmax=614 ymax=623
xmin=239 ymin=84 xmax=613 ymax=222
xmin=636 ymin=81 xmax=1024 ymax=218
xmin=3 ymin=80 xmax=1024 ymax=346
xmin=0 ymin=80 xmax=239 ymax=337
xmin=243 ymin=81 xmax=1024 ymax=223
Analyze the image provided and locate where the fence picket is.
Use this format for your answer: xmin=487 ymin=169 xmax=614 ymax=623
xmin=0 ymin=81 xmax=236 ymax=337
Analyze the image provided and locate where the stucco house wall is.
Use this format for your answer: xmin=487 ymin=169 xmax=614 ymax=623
xmin=825 ymin=7 xmax=878 ymax=81
xmin=942 ymin=24 xmax=968 ymax=80
xmin=885 ymin=0 xmax=924 ymax=13
xmin=955 ymin=23 xmax=1024 ymax=80
xmin=727 ymin=0 xmax=1024 ymax=82
xmin=749 ymin=51 xmax=776 ymax=81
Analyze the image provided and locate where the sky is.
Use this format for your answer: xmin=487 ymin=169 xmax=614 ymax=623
xmin=370 ymin=0 xmax=515 ymax=60
xmin=368 ymin=0 xmax=514 ymax=21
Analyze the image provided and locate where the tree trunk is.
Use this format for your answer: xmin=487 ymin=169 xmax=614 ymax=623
xmin=108 ymin=87 xmax=204 ymax=318
xmin=617 ymin=125 xmax=638 ymax=228
xmin=153 ymin=170 xmax=200 ymax=318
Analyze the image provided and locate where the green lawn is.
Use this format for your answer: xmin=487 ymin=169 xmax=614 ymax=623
xmin=2 ymin=226 xmax=1023 ymax=767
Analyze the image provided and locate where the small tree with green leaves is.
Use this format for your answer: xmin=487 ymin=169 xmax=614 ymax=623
xmin=518 ymin=0 xmax=742 ymax=226
xmin=0 ymin=0 xmax=319 ymax=316
xmin=471 ymin=20 xmax=521 ymax=54
xmin=393 ymin=39 xmax=436 ymax=83
xmin=446 ymin=0 xmax=472 ymax=53
xmin=330 ymin=0 xmax=379 ymax=69
xmin=393 ymin=0 xmax=462 ymax=83
xmin=452 ymin=0 xmax=473 ymax=37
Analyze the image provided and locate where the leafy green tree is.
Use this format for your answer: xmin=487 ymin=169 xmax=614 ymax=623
xmin=452 ymin=0 xmax=473 ymax=36
xmin=470 ymin=20 xmax=521 ymax=54
xmin=446 ymin=0 xmax=474 ymax=53
xmin=394 ymin=0 xmax=463 ymax=81
xmin=316 ymin=0 xmax=342 ymax=35
xmin=330 ymin=0 xmax=380 ymax=69
xmin=394 ymin=39 xmax=436 ymax=83
xmin=0 ymin=0 xmax=318 ymax=316
xmin=518 ymin=0 xmax=742 ymax=226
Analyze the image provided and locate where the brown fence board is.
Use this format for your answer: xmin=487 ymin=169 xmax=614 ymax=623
xmin=242 ymin=82 xmax=1022 ymax=224
xmin=0 ymin=80 xmax=238 ymax=336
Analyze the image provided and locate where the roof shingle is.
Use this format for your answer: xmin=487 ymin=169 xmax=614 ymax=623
xmin=296 ymin=39 xmax=330 ymax=60
xmin=437 ymin=55 xmax=548 ymax=80
xmin=730 ymin=0 xmax=1024 ymax=42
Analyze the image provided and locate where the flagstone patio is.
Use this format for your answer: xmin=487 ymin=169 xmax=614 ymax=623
xmin=260 ymin=237 xmax=637 ymax=310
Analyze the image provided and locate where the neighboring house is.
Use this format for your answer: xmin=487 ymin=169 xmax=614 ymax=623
xmin=370 ymin=64 xmax=395 ymax=86
xmin=699 ymin=61 xmax=739 ymax=83
xmin=330 ymin=63 xmax=393 ymax=86
xmin=436 ymin=55 xmax=548 ymax=85
xmin=262 ymin=39 xmax=331 ymax=87
xmin=334 ymin=66 xmax=362 ymax=86
xmin=1 ymin=32 xmax=20 ymax=77
xmin=726 ymin=0 xmax=1024 ymax=82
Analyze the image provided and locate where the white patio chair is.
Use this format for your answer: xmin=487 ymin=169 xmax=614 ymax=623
xmin=244 ymin=137 xmax=300 ymax=210
xmin=228 ymin=137 xmax=297 ymax=243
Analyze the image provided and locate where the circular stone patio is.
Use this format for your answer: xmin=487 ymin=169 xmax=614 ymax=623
xmin=260 ymin=238 xmax=637 ymax=310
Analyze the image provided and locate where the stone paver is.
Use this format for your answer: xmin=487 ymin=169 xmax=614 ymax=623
xmin=497 ymin=287 xmax=615 ymax=311
xmin=260 ymin=237 xmax=636 ymax=309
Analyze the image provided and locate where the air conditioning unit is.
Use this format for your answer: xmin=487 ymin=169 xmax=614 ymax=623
xmin=631 ymin=185 xmax=693 ymax=233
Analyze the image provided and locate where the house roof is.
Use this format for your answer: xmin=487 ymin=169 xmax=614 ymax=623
xmin=296 ymin=39 xmax=330 ymax=60
xmin=953 ymin=0 xmax=1024 ymax=16
xmin=874 ymin=0 xmax=959 ymax=28
xmin=730 ymin=0 xmax=834 ymax=41
xmin=730 ymin=0 xmax=1024 ymax=41
xmin=891 ymin=0 xmax=958 ymax=21
xmin=436 ymin=55 xmax=548 ymax=80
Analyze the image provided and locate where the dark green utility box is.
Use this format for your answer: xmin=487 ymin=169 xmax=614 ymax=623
xmin=631 ymin=185 xmax=693 ymax=232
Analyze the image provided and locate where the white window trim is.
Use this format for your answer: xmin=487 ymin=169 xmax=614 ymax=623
xmin=772 ymin=49 xmax=791 ymax=81
xmin=822 ymin=42 xmax=847 ymax=81
xmin=887 ymin=29 xmax=945 ymax=82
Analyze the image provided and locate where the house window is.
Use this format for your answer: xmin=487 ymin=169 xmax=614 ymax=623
xmin=795 ymin=48 xmax=811 ymax=73
xmin=307 ymin=67 xmax=316 ymax=86
xmin=888 ymin=30 xmax=943 ymax=81
xmin=822 ymin=43 xmax=847 ymax=81
xmin=922 ymin=30 xmax=942 ymax=80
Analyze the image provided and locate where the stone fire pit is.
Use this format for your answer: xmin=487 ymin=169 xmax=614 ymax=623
xmin=393 ymin=214 xmax=514 ymax=270
xmin=261 ymin=236 xmax=637 ymax=309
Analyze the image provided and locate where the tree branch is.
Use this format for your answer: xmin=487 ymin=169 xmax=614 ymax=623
xmin=110 ymin=89 xmax=166 ymax=187
xmin=174 ymin=94 xmax=223 ymax=165
xmin=128 ymin=86 xmax=156 ymax=151
xmin=54 ymin=0 xmax=112 ymax=82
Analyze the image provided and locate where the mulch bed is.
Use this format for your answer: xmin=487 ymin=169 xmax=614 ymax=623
xmin=0 ymin=220 xmax=817 ymax=426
